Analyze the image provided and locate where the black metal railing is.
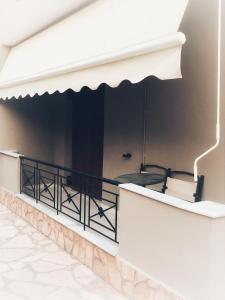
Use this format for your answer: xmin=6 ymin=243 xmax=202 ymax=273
xmin=20 ymin=156 xmax=119 ymax=243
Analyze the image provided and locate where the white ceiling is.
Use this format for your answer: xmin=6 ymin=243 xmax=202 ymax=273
xmin=0 ymin=0 xmax=95 ymax=47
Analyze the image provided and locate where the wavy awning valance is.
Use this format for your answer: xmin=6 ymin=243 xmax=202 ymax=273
xmin=0 ymin=0 xmax=188 ymax=100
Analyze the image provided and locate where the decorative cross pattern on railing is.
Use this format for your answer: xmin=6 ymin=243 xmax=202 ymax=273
xmin=88 ymin=195 xmax=118 ymax=241
xmin=38 ymin=171 xmax=56 ymax=209
xmin=20 ymin=156 xmax=119 ymax=243
xmin=21 ymin=164 xmax=36 ymax=198
xmin=59 ymin=176 xmax=81 ymax=223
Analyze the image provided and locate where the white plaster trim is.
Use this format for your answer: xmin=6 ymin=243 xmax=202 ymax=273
xmin=17 ymin=193 xmax=119 ymax=256
xmin=0 ymin=150 xmax=22 ymax=158
xmin=120 ymin=183 xmax=225 ymax=219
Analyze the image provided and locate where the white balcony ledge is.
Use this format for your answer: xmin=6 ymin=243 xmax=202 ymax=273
xmin=0 ymin=149 xmax=22 ymax=158
xmin=17 ymin=193 xmax=119 ymax=256
xmin=120 ymin=183 xmax=225 ymax=219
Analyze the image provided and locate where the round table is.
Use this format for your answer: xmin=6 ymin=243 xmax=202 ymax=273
xmin=115 ymin=173 xmax=165 ymax=187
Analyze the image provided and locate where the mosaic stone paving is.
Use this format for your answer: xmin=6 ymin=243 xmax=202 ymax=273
xmin=0 ymin=203 xmax=127 ymax=300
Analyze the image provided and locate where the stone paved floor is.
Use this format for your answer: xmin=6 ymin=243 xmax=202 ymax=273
xmin=0 ymin=203 xmax=127 ymax=300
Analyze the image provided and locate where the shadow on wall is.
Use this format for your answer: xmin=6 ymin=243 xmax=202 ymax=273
xmin=0 ymin=91 xmax=72 ymax=166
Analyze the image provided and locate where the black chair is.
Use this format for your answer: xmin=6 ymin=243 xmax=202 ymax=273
xmin=140 ymin=163 xmax=168 ymax=191
xmin=162 ymin=169 xmax=204 ymax=202
xmin=140 ymin=163 xmax=167 ymax=173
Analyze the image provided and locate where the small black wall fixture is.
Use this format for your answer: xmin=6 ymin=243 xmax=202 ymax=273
xmin=122 ymin=153 xmax=132 ymax=159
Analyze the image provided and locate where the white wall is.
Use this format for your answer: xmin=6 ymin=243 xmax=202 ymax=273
xmin=0 ymin=152 xmax=20 ymax=193
xmin=0 ymin=92 xmax=72 ymax=166
xmin=119 ymin=185 xmax=225 ymax=300
xmin=0 ymin=95 xmax=55 ymax=162
xmin=143 ymin=0 xmax=225 ymax=202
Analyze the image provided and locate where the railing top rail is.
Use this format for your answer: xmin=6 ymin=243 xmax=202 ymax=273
xmin=21 ymin=156 xmax=119 ymax=186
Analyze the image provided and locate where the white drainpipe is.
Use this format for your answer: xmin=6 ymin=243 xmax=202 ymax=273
xmin=193 ymin=0 xmax=222 ymax=181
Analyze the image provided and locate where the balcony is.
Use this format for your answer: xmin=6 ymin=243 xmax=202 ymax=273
xmin=1 ymin=149 xmax=225 ymax=300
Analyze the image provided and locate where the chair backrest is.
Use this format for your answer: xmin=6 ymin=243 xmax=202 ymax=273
xmin=163 ymin=169 xmax=204 ymax=202
xmin=140 ymin=163 xmax=167 ymax=174
xmin=140 ymin=164 xmax=167 ymax=192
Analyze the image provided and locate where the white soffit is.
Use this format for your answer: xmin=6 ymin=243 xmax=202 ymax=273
xmin=0 ymin=0 xmax=95 ymax=46
xmin=0 ymin=0 xmax=188 ymax=100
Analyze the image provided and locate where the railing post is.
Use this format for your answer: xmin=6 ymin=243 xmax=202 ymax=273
xmin=20 ymin=157 xmax=23 ymax=194
xmin=88 ymin=194 xmax=91 ymax=228
xmin=115 ymin=194 xmax=118 ymax=243
xmin=83 ymin=176 xmax=86 ymax=231
xmin=35 ymin=162 xmax=39 ymax=203
xmin=79 ymin=174 xmax=82 ymax=223
xmin=56 ymin=168 xmax=59 ymax=215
